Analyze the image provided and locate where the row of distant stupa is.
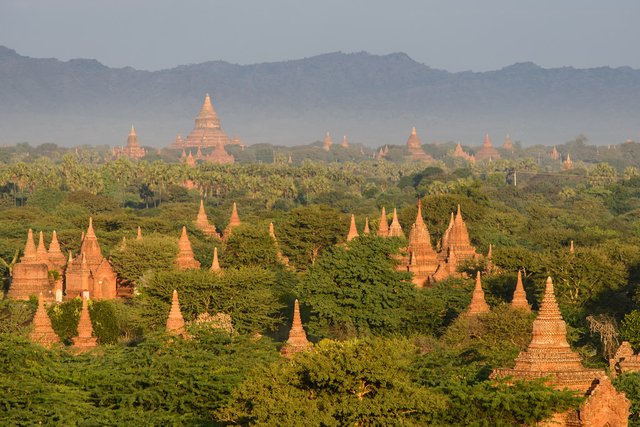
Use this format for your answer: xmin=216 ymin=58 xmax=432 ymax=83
xmin=113 ymin=94 xmax=575 ymax=168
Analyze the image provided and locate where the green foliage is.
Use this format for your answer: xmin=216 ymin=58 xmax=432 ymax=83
xmin=613 ymin=373 xmax=640 ymax=426
xmin=223 ymin=223 xmax=280 ymax=269
xmin=109 ymin=236 xmax=178 ymax=285
xmin=622 ymin=311 xmax=640 ymax=351
xmin=47 ymin=299 xmax=120 ymax=344
xmin=0 ymin=298 xmax=35 ymax=335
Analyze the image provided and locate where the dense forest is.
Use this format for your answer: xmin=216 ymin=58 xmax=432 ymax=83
xmin=2 ymin=140 xmax=640 ymax=425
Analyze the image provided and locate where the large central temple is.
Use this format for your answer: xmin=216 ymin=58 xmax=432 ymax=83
xmin=172 ymin=94 xmax=234 ymax=148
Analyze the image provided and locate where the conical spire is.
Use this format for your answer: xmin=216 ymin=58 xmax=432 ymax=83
xmin=136 ymin=226 xmax=142 ymax=241
xmin=569 ymin=240 xmax=575 ymax=254
xmin=130 ymin=124 xmax=136 ymax=136
xmin=22 ymin=228 xmax=38 ymax=263
xmin=323 ymin=131 xmax=332 ymax=151
xmin=224 ymin=203 xmax=241 ymax=238
xmin=30 ymin=293 xmax=60 ymax=348
xmin=72 ymin=297 xmax=97 ymax=351
xmin=166 ymin=290 xmax=186 ymax=335
xmin=269 ymin=222 xmax=277 ymax=240
xmin=411 ymin=126 xmax=417 ymax=135
xmin=281 ymin=299 xmax=312 ymax=358
xmin=511 ymin=271 xmax=531 ymax=311
xmin=346 ymin=214 xmax=359 ymax=242
xmin=195 ymin=200 xmax=218 ymax=238
xmin=388 ymin=208 xmax=405 ymax=238
xmin=377 ymin=207 xmax=389 ymax=237
xmin=503 ymin=134 xmax=513 ymax=150
xmin=80 ymin=217 xmax=102 ymax=260
xmin=211 ymin=247 xmax=221 ymax=273
xmin=36 ymin=231 xmax=50 ymax=265
xmin=483 ymin=133 xmax=492 ymax=148
xmin=467 ymin=271 xmax=490 ymax=315
xmin=341 ymin=135 xmax=349 ymax=148
xmin=48 ymin=230 xmax=66 ymax=269
xmin=176 ymin=226 xmax=201 ymax=270
xmin=363 ymin=217 xmax=370 ymax=234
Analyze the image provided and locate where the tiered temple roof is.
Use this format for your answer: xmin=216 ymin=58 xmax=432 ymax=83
xmin=563 ymin=153 xmax=574 ymax=170
xmin=195 ymin=200 xmax=219 ymax=238
xmin=388 ymin=208 xmax=405 ymax=238
xmin=346 ymin=214 xmax=359 ymax=242
xmin=72 ymin=297 xmax=98 ymax=351
xmin=474 ymin=133 xmax=501 ymax=161
xmin=466 ymin=271 xmax=490 ymax=315
xmin=405 ymin=127 xmax=433 ymax=161
xmin=114 ymin=125 xmax=145 ymax=160
xmin=65 ymin=218 xmax=117 ymax=299
xmin=205 ymin=140 xmax=235 ymax=164
xmin=176 ymin=227 xmax=201 ymax=270
xmin=178 ymin=94 xmax=231 ymax=148
xmin=9 ymin=229 xmax=52 ymax=300
xmin=453 ymin=143 xmax=475 ymax=162
xmin=166 ymin=290 xmax=186 ymax=336
xmin=47 ymin=230 xmax=66 ymax=270
xmin=30 ymin=293 xmax=60 ymax=348
xmin=281 ymin=299 xmax=312 ymax=358
xmin=447 ymin=205 xmax=478 ymax=263
xmin=511 ymin=271 xmax=531 ymax=311
xmin=405 ymin=200 xmax=439 ymax=286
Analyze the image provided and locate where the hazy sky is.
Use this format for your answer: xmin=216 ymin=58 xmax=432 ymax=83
xmin=1 ymin=0 xmax=639 ymax=71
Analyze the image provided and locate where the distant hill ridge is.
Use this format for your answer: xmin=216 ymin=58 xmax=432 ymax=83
xmin=1 ymin=45 xmax=639 ymax=147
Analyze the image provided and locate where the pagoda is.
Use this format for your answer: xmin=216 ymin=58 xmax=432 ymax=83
xmin=474 ymin=133 xmax=501 ymax=161
xmin=48 ymin=230 xmax=66 ymax=270
xmin=346 ymin=214 xmax=359 ymax=242
xmin=387 ymin=208 xmax=405 ymax=238
xmin=223 ymin=203 xmax=241 ymax=238
xmin=453 ymin=143 xmax=475 ymax=162
xmin=551 ymin=146 xmax=560 ymax=160
xmin=466 ymin=271 xmax=490 ymax=315
xmin=175 ymin=227 xmax=201 ymax=270
xmin=180 ymin=94 xmax=231 ymax=148
xmin=511 ymin=271 xmax=531 ymax=311
xmin=72 ymin=297 xmax=98 ymax=351
xmin=30 ymin=293 xmax=60 ymax=348
xmin=281 ymin=299 xmax=312 ymax=358
xmin=492 ymin=277 xmax=630 ymax=426
xmin=65 ymin=218 xmax=117 ymax=300
xmin=9 ymin=229 xmax=52 ymax=300
xmin=166 ymin=290 xmax=186 ymax=336
xmin=205 ymin=140 xmax=234 ymax=164
xmin=195 ymin=200 xmax=219 ymax=238
xmin=323 ymin=132 xmax=332 ymax=151
xmin=341 ymin=135 xmax=349 ymax=148
xmin=185 ymin=151 xmax=196 ymax=167
xmin=562 ymin=153 xmax=574 ymax=170
xmin=610 ymin=341 xmax=640 ymax=377
xmin=210 ymin=247 xmax=222 ymax=273
xmin=406 ymin=127 xmax=433 ymax=161
xmin=446 ymin=205 xmax=478 ymax=262
xmin=377 ymin=207 xmax=389 ymax=237
xmin=114 ymin=125 xmax=146 ymax=160
xmin=363 ymin=217 xmax=370 ymax=234
xmin=136 ymin=226 xmax=143 ymax=241
xmin=502 ymin=134 xmax=513 ymax=150
xmin=402 ymin=200 xmax=439 ymax=286
xmin=269 ymin=222 xmax=290 ymax=265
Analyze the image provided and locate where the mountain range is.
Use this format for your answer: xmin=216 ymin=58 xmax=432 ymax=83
xmin=1 ymin=45 xmax=639 ymax=147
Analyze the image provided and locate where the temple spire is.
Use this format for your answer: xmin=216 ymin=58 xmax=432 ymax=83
xmin=323 ymin=131 xmax=332 ymax=151
xmin=136 ymin=226 xmax=142 ymax=241
xmin=176 ymin=226 xmax=201 ymax=270
xmin=211 ymin=247 xmax=221 ymax=273
xmin=377 ymin=207 xmax=389 ymax=237
xmin=467 ymin=271 xmax=490 ymax=315
xmin=22 ymin=228 xmax=37 ymax=263
xmin=281 ymin=299 xmax=312 ymax=358
xmin=363 ymin=217 xmax=370 ymax=234
xmin=36 ymin=231 xmax=50 ymax=265
xmin=388 ymin=208 xmax=405 ymax=238
xmin=72 ymin=297 xmax=97 ymax=351
xmin=30 ymin=293 xmax=60 ymax=348
xmin=346 ymin=214 xmax=359 ymax=242
xmin=511 ymin=270 xmax=531 ymax=311
xmin=569 ymin=240 xmax=575 ymax=254
xmin=48 ymin=230 xmax=66 ymax=268
xmin=166 ymin=289 xmax=186 ymax=335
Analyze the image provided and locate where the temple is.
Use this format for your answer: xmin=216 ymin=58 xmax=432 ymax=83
xmin=341 ymin=135 xmax=349 ymax=148
xmin=48 ymin=230 xmax=66 ymax=270
xmin=388 ymin=208 xmax=405 ymax=238
xmin=323 ymin=132 xmax=332 ymax=151
xmin=280 ymin=299 xmax=312 ymax=358
xmin=173 ymin=94 xmax=232 ymax=148
xmin=551 ymin=146 xmax=560 ymax=160
xmin=166 ymin=290 xmax=186 ymax=336
xmin=175 ymin=227 xmax=201 ymax=270
xmin=610 ymin=342 xmax=640 ymax=378
xmin=113 ymin=125 xmax=146 ymax=160
xmin=211 ymin=247 xmax=221 ymax=273
xmin=405 ymin=127 xmax=433 ymax=161
xmin=492 ymin=276 xmax=630 ymax=426
xmin=205 ymin=140 xmax=235 ymax=164
xmin=453 ymin=143 xmax=475 ymax=162
xmin=136 ymin=226 xmax=143 ymax=241
xmin=474 ymin=133 xmax=501 ymax=161
xmin=30 ymin=293 xmax=60 ymax=348
xmin=195 ymin=200 xmax=219 ymax=238
xmin=224 ymin=202 xmax=241 ymax=238
xmin=9 ymin=229 xmax=51 ymax=300
xmin=72 ymin=297 xmax=98 ymax=351
xmin=377 ymin=207 xmax=389 ymax=237
xmin=403 ymin=200 xmax=439 ymax=286
xmin=502 ymin=134 xmax=513 ymax=150
xmin=510 ymin=271 xmax=531 ymax=311
xmin=346 ymin=214 xmax=359 ymax=242
xmin=563 ymin=153 xmax=574 ymax=170
xmin=65 ymin=218 xmax=117 ymax=300
xmin=466 ymin=271 xmax=490 ymax=315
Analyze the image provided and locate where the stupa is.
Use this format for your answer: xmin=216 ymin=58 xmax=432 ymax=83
xmin=406 ymin=127 xmax=433 ymax=161
xmin=281 ymin=299 xmax=312 ymax=358
xmin=341 ymin=135 xmax=349 ymax=148
xmin=223 ymin=202 xmax=241 ymax=238
xmin=466 ymin=271 xmax=490 ymax=315
xmin=205 ymin=140 xmax=234 ymax=164
xmin=136 ymin=226 xmax=143 ymax=241
xmin=363 ymin=217 xmax=370 ymax=234
xmin=377 ymin=207 xmax=389 ymax=237
xmin=36 ymin=231 xmax=51 ymax=268
xmin=323 ymin=132 xmax=332 ymax=151
xmin=29 ymin=293 xmax=60 ymax=348
xmin=502 ymin=134 xmax=513 ymax=150
xmin=185 ymin=151 xmax=196 ymax=167
xmin=562 ymin=153 xmax=574 ymax=170
xmin=65 ymin=218 xmax=117 ymax=299
xmin=511 ymin=271 xmax=531 ymax=311
xmin=166 ymin=290 xmax=186 ymax=336
xmin=492 ymin=277 xmax=630 ymax=426
xmin=346 ymin=214 xmax=359 ymax=242
xmin=9 ymin=229 xmax=52 ymax=300
xmin=195 ymin=200 xmax=219 ymax=238
xmin=269 ymin=222 xmax=290 ymax=265
xmin=114 ymin=125 xmax=145 ymax=160
xmin=475 ymin=133 xmax=501 ymax=161
xmin=175 ymin=227 xmax=201 ymax=270
xmin=403 ymin=200 xmax=439 ymax=286
xmin=551 ymin=146 xmax=560 ymax=160
xmin=387 ymin=208 xmax=405 ymax=238
xmin=72 ymin=297 xmax=98 ymax=351
xmin=210 ymin=247 xmax=222 ymax=273
xmin=48 ymin=230 xmax=67 ymax=270
xmin=447 ymin=205 xmax=478 ymax=262
xmin=180 ymin=94 xmax=231 ymax=148
xmin=453 ymin=143 xmax=475 ymax=162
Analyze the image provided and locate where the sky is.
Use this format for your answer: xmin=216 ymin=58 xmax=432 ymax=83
xmin=1 ymin=0 xmax=639 ymax=71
